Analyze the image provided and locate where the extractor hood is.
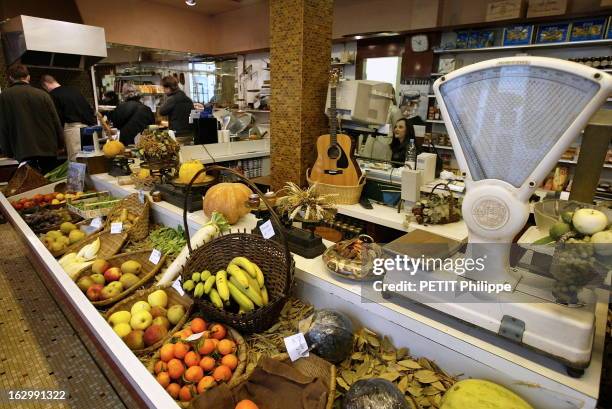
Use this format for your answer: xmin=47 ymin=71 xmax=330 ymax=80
xmin=1 ymin=15 xmax=107 ymax=70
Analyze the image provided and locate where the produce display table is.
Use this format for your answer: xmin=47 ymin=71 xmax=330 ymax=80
xmin=0 ymin=174 xmax=607 ymax=409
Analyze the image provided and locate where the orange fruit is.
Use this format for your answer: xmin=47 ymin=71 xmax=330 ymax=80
xmin=190 ymin=318 xmax=207 ymax=333
xmin=197 ymin=376 xmax=216 ymax=394
xmin=199 ymin=356 xmax=216 ymax=372
xmin=217 ymin=339 xmax=236 ymax=355
xmin=210 ymin=339 xmax=220 ymax=349
xmin=177 ymin=328 xmax=193 ymax=339
xmin=173 ymin=342 xmax=190 ymax=360
xmin=179 ymin=385 xmax=195 ymax=402
xmin=213 ymin=364 xmax=232 ymax=382
xmin=221 ymin=354 xmax=238 ymax=370
xmin=235 ymin=400 xmax=259 ymax=409
xmin=184 ymin=351 xmax=201 ymax=367
xmin=209 ymin=324 xmax=226 ymax=340
xmin=167 ymin=358 xmax=185 ymax=380
xmin=160 ymin=344 xmax=175 ymax=362
xmin=166 ymin=383 xmax=181 ymax=399
xmin=156 ymin=371 xmax=170 ymax=388
xmin=185 ymin=365 xmax=204 ymax=383
xmin=198 ymin=339 xmax=216 ymax=355
xmin=154 ymin=360 xmax=168 ymax=374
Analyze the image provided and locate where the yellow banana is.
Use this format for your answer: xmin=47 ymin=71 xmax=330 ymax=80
xmin=253 ymin=263 xmax=265 ymax=288
xmin=209 ymin=288 xmax=223 ymax=309
xmin=194 ymin=282 xmax=205 ymax=298
xmin=230 ymin=257 xmax=257 ymax=278
xmin=192 ymin=272 xmax=201 ymax=282
xmin=203 ymin=275 xmax=215 ymax=295
xmin=215 ymin=270 xmax=230 ymax=302
xmin=200 ymin=270 xmax=212 ymax=282
xmin=227 ymin=281 xmax=254 ymax=311
xmin=229 ymin=276 xmax=264 ymax=307
xmin=226 ymin=264 xmax=250 ymax=288
xmin=261 ymin=285 xmax=269 ymax=305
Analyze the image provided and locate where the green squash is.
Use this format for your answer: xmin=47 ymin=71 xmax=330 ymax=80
xmin=441 ymin=379 xmax=534 ymax=409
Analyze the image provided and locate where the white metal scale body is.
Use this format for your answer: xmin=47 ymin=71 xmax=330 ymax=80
xmin=423 ymin=57 xmax=612 ymax=369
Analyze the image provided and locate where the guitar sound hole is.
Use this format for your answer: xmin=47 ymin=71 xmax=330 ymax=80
xmin=327 ymin=145 xmax=341 ymax=160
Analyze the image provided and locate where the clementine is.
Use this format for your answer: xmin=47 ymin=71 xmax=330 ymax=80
xmin=209 ymin=324 xmax=226 ymax=340
xmin=167 ymin=358 xmax=185 ymax=380
xmin=156 ymin=371 xmax=170 ymax=388
xmin=199 ymin=356 xmax=216 ymax=372
xmin=154 ymin=360 xmax=168 ymax=374
xmin=235 ymin=400 xmax=259 ymax=409
xmin=198 ymin=339 xmax=216 ymax=355
xmin=179 ymin=385 xmax=195 ymax=402
xmin=184 ymin=351 xmax=201 ymax=367
xmin=197 ymin=376 xmax=216 ymax=394
xmin=221 ymin=354 xmax=238 ymax=370
xmin=160 ymin=344 xmax=175 ymax=362
xmin=173 ymin=342 xmax=190 ymax=360
xmin=190 ymin=317 xmax=207 ymax=333
xmin=212 ymin=364 xmax=232 ymax=382
xmin=185 ymin=365 xmax=204 ymax=383
xmin=217 ymin=339 xmax=236 ymax=355
xmin=166 ymin=383 xmax=181 ymax=399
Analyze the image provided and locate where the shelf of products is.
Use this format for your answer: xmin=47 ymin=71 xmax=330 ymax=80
xmin=434 ymin=39 xmax=612 ymax=54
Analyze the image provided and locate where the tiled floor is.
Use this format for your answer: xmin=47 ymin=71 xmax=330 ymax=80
xmin=0 ymin=223 xmax=126 ymax=408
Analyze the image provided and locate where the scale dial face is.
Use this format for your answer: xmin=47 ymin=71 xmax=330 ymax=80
xmin=471 ymin=196 xmax=509 ymax=230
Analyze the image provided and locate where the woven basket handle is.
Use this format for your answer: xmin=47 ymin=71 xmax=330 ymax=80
xmin=182 ymin=166 xmax=292 ymax=267
xmin=430 ymin=182 xmax=453 ymax=198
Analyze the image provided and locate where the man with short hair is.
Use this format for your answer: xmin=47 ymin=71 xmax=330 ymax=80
xmin=0 ymin=65 xmax=63 ymax=174
xmin=41 ymin=74 xmax=96 ymax=160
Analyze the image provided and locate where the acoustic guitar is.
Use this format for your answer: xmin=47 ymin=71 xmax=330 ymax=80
xmin=310 ymin=71 xmax=362 ymax=186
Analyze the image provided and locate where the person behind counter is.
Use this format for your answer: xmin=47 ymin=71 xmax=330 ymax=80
xmin=159 ymin=75 xmax=194 ymax=137
xmin=390 ymin=117 xmax=420 ymax=168
xmin=111 ymin=83 xmax=155 ymax=145
xmin=40 ymin=74 xmax=97 ymax=161
xmin=0 ymin=65 xmax=63 ymax=174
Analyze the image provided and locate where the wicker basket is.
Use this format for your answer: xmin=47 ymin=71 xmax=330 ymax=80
xmin=306 ymin=170 xmax=365 ymax=205
xmin=73 ymin=250 xmax=167 ymax=308
xmin=62 ymin=229 xmax=128 ymax=260
xmin=3 ymin=165 xmax=49 ymax=197
xmin=130 ymin=173 xmax=159 ymax=191
xmin=411 ymin=182 xmax=462 ymax=225
xmin=67 ymin=191 xmax=120 ymax=219
xmin=146 ymin=323 xmax=247 ymax=408
xmin=180 ymin=165 xmax=294 ymax=334
xmin=105 ymin=286 xmax=193 ymax=355
xmin=104 ymin=193 xmax=151 ymax=241
xmin=46 ymin=221 xmax=103 ymax=258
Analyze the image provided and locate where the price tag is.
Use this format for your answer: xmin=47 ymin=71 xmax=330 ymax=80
xmin=18 ymin=161 xmax=27 ymax=168
xmin=185 ymin=332 xmax=205 ymax=342
xmin=149 ymin=249 xmax=162 ymax=264
xmin=110 ymin=222 xmax=123 ymax=234
xmin=259 ymin=219 xmax=275 ymax=239
xmin=172 ymin=277 xmax=185 ymax=296
xmin=283 ymin=333 xmax=309 ymax=362
xmin=560 ymin=191 xmax=570 ymax=201
xmin=138 ymin=190 xmax=145 ymax=203
xmin=90 ymin=217 xmax=102 ymax=229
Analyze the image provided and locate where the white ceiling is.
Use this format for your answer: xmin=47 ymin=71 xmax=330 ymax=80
xmin=149 ymin=0 xmax=264 ymax=16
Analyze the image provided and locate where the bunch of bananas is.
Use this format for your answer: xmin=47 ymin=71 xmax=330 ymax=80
xmin=183 ymin=257 xmax=269 ymax=313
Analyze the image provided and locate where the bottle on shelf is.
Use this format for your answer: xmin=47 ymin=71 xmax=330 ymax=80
xmin=405 ymin=139 xmax=417 ymax=170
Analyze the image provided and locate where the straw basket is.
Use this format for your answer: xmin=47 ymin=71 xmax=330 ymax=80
xmin=67 ymin=191 xmax=120 ymax=219
xmin=3 ymin=165 xmax=49 ymax=197
xmin=180 ymin=166 xmax=294 ymax=334
xmin=411 ymin=182 xmax=462 ymax=225
xmin=306 ymin=170 xmax=365 ymax=205
xmin=104 ymin=193 xmax=151 ymax=241
xmin=61 ymin=229 xmax=128 ymax=260
xmin=47 ymin=221 xmax=103 ymax=258
xmin=73 ymin=250 xmax=167 ymax=308
xmin=105 ymin=286 xmax=193 ymax=355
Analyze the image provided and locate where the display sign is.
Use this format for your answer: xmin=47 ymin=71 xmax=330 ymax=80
xmin=536 ymin=22 xmax=570 ymax=43
xmin=90 ymin=217 xmax=102 ymax=229
xmin=503 ymin=24 xmax=534 ymax=46
xmin=527 ymin=0 xmax=567 ymax=18
xmin=149 ymin=249 xmax=162 ymax=264
xmin=283 ymin=333 xmax=309 ymax=362
xmin=67 ymin=162 xmax=87 ymax=193
xmin=259 ymin=220 xmax=275 ymax=239
xmin=172 ymin=277 xmax=185 ymax=296
xmin=110 ymin=222 xmax=123 ymax=234
xmin=485 ymin=0 xmax=526 ymax=22
xmin=569 ymin=18 xmax=607 ymax=42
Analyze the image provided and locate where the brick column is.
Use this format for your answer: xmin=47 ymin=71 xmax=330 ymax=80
xmin=269 ymin=0 xmax=333 ymax=190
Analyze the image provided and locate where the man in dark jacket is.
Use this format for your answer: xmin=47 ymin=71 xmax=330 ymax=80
xmin=111 ymin=83 xmax=155 ymax=145
xmin=41 ymin=74 xmax=97 ymax=160
xmin=0 ymin=65 xmax=63 ymax=173
xmin=159 ymin=75 xmax=194 ymax=136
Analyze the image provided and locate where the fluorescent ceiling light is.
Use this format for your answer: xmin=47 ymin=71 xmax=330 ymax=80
xmin=185 ymin=0 xmax=196 ymax=6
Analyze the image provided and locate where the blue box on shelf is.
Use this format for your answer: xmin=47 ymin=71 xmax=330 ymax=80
xmin=455 ymin=31 xmax=470 ymax=49
xmin=536 ymin=22 xmax=569 ymax=44
xmin=503 ymin=24 xmax=533 ymax=46
xmin=570 ymin=18 xmax=607 ymax=41
xmin=607 ymin=16 xmax=612 ymax=39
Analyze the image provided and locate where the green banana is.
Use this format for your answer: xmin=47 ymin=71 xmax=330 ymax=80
xmin=192 ymin=272 xmax=201 ymax=283
xmin=209 ymin=288 xmax=223 ymax=309
xmin=226 ymin=264 xmax=250 ymax=288
xmin=194 ymin=282 xmax=205 ymax=298
xmin=261 ymin=285 xmax=269 ymax=305
xmin=230 ymin=257 xmax=257 ymax=278
xmin=200 ymin=270 xmax=212 ymax=281
xmin=253 ymin=263 xmax=265 ymax=288
xmin=227 ymin=281 xmax=254 ymax=311
xmin=182 ymin=279 xmax=195 ymax=292
xmin=229 ymin=276 xmax=264 ymax=307
xmin=215 ymin=270 xmax=230 ymax=302
xmin=203 ymin=275 xmax=215 ymax=295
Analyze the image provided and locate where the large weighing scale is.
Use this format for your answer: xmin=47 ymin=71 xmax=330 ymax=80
xmin=381 ymin=57 xmax=611 ymax=375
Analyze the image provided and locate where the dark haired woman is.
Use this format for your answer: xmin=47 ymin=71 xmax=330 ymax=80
xmin=390 ymin=117 xmax=420 ymax=167
xmin=159 ymin=75 xmax=194 ymax=137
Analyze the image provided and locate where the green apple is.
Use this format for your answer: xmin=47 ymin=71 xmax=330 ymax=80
xmin=572 ymin=208 xmax=608 ymax=235
xmin=147 ymin=289 xmax=168 ymax=308
xmin=130 ymin=301 xmax=151 ymax=315
xmin=130 ymin=310 xmax=153 ymax=330
xmin=592 ymin=230 xmax=612 ymax=256
xmin=108 ymin=310 xmax=131 ymax=327
xmin=119 ymin=273 xmax=139 ymax=289
xmin=113 ymin=322 xmax=132 ymax=338
xmin=77 ymin=276 xmax=94 ymax=292
xmin=167 ymin=305 xmax=185 ymax=325
xmin=90 ymin=273 xmax=105 ymax=285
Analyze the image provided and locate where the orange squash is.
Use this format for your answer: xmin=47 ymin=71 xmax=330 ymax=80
xmin=203 ymin=183 xmax=253 ymax=224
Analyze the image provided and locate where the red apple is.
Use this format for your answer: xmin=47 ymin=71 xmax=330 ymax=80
xmin=103 ymin=267 xmax=122 ymax=282
xmin=143 ymin=324 xmax=168 ymax=347
xmin=86 ymin=284 xmax=104 ymax=301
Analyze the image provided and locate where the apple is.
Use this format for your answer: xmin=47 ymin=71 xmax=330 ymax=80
xmin=130 ymin=310 xmax=153 ymax=330
xmin=90 ymin=273 xmax=105 ymax=285
xmin=104 ymin=267 xmax=122 ymax=282
xmin=167 ymin=305 xmax=185 ymax=325
xmin=131 ymin=301 xmax=151 ymax=315
xmin=86 ymin=284 xmax=104 ymax=301
xmin=108 ymin=310 xmax=131 ymax=327
xmin=101 ymin=281 xmax=124 ymax=300
xmin=113 ymin=322 xmax=132 ymax=338
xmin=152 ymin=316 xmax=170 ymax=330
xmin=123 ymin=330 xmax=145 ymax=350
xmin=77 ymin=276 xmax=94 ymax=292
xmin=143 ymin=324 xmax=168 ymax=346
xmin=91 ymin=259 xmax=110 ymax=275
xmin=119 ymin=273 xmax=139 ymax=289
xmin=591 ymin=230 xmax=612 ymax=256
xmin=147 ymin=289 xmax=168 ymax=308
xmin=572 ymin=208 xmax=608 ymax=235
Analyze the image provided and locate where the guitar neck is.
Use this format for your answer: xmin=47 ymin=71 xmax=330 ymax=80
xmin=330 ymin=85 xmax=337 ymax=145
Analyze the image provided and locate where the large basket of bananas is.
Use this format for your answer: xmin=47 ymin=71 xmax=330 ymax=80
xmin=179 ymin=166 xmax=294 ymax=334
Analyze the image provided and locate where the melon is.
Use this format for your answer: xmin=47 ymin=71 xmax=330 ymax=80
xmin=441 ymin=379 xmax=534 ymax=409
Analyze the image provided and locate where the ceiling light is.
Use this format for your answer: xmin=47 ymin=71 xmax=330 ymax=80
xmin=185 ymin=0 xmax=196 ymax=6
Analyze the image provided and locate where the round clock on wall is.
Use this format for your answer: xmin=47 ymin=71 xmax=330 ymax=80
xmin=411 ymin=34 xmax=429 ymax=52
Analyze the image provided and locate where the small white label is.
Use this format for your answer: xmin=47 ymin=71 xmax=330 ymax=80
xmin=284 ymin=333 xmax=309 ymax=362
xmin=560 ymin=191 xmax=570 ymax=201
xmin=172 ymin=277 xmax=185 ymax=296
xmin=185 ymin=331 xmax=205 ymax=342
xmin=149 ymin=249 xmax=162 ymax=264
xmin=259 ymin=219 xmax=275 ymax=239
xmin=90 ymin=217 xmax=102 ymax=228
xmin=18 ymin=161 xmax=27 ymax=168
xmin=138 ymin=190 xmax=145 ymax=203
xmin=110 ymin=222 xmax=123 ymax=234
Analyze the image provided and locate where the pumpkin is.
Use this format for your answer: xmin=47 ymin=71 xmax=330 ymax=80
xmin=178 ymin=160 xmax=207 ymax=184
xmin=441 ymin=379 xmax=534 ymax=409
xmin=103 ymin=140 xmax=125 ymax=158
xmin=203 ymin=183 xmax=253 ymax=224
